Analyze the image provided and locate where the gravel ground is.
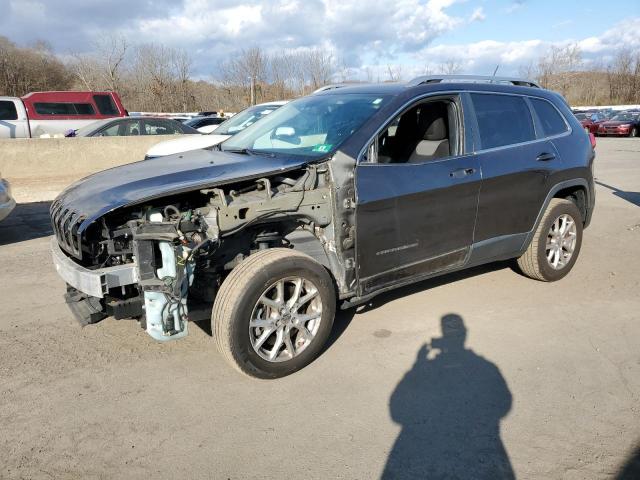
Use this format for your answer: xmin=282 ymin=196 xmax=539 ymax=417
xmin=0 ymin=138 xmax=638 ymax=480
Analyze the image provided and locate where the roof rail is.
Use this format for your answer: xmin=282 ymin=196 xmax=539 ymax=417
xmin=407 ymin=75 xmax=541 ymax=89
xmin=312 ymin=84 xmax=351 ymax=94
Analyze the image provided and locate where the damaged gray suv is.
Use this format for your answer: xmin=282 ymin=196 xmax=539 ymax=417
xmin=51 ymin=76 xmax=595 ymax=378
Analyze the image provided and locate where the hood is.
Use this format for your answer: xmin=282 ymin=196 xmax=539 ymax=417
xmin=54 ymin=149 xmax=312 ymax=234
xmin=145 ymin=134 xmax=231 ymax=158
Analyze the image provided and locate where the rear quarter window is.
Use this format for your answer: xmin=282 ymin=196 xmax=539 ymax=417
xmin=530 ymin=98 xmax=568 ymax=137
xmin=471 ymin=93 xmax=535 ymax=150
xmin=144 ymin=119 xmax=181 ymax=135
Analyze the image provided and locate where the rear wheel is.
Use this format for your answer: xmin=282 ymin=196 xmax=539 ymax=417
xmin=212 ymin=248 xmax=336 ymax=379
xmin=630 ymin=127 xmax=638 ymax=138
xmin=517 ymin=199 xmax=583 ymax=282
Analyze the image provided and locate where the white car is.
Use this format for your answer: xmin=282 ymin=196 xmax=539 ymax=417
xmin=145 ymin=101 xmax=288 ymax=159
xmin=0 ymin=176 xmax=16 ymax=222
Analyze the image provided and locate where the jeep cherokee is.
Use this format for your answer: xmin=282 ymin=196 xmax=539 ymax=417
xmin=50 ymin=75 xmax=596 ymax=379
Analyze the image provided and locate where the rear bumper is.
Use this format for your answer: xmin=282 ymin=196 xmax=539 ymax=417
xmin=50 ymin=238 xmax=138 ymax=298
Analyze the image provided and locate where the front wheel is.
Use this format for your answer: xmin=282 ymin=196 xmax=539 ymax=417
xmin=630 ymin=127 xmax=638 ymax=138
xmin=517 ymin=199 xmax=583 ymax=282
xmin=212 ymin=248 xmax=336 ymax=379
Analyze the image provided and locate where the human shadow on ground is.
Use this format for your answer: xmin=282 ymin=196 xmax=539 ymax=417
xmin=595 ymin=180 xmax=640 ymax=208
xmin=0 ymin=201 xmax=53 ymax=246
xmin=616 ymin=444 xmax=640 ymax=480
xmin=382 ymin=314 xmax=514 ymax=480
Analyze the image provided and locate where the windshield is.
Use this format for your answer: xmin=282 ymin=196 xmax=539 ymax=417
xmin=74 ymin=119 xmax=110 ymax=136
xmin=184 ymin=117 xmax=204 ymax=127
xmin=222 ymin=93 xmax=390 ymax=158
xmin=611 ymin=113 xmax=638 ymax=122
xmin=214 ymin=104 xmax=281 ymax=135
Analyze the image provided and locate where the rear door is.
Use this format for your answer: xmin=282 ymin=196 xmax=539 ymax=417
xmin=469 ymin=92 xmax=562 ymax=243
xmin=0 ymin=99 xmax=29 ymax=138
xmin=355 ymin=94 xmax=481 ymax=294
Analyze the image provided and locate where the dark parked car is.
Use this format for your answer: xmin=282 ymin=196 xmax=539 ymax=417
xmin=50 ymin=75 xmax=595 ymax=379
xmin=66 ymin=117 xmax=199 ymax=137
xmin=597 ymin=111 xmax=640 ymax=137
xmin=183 ymin=116 xmax=226 ymax=132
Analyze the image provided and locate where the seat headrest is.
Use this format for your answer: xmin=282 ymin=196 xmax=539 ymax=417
xmin=424 ymin=117 xmax=447 ymax=141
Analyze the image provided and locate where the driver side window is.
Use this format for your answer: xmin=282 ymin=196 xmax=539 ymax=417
xmin=371 ymin=98 xmax=460 ymax=164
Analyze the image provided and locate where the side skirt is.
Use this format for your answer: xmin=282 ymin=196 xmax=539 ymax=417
xmin=342 ymin=233 xmax=527 ymax=310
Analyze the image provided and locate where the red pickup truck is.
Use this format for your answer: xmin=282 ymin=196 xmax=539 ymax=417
xmin=0 ymin=91 xmax=126 ymax=138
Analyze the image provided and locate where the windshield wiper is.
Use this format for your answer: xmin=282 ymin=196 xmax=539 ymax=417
xmin=223 ymin=148 xmax=250 ymax=155
xmin=224 ymin=148 xmax=275 ymax=158
xmin=246 ymin=148 xmax=276 ymax=158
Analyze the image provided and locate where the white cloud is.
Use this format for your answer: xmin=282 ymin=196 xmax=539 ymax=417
xmin=469 ymin=7 xmax=485 ymax=23
xmin=1 ymin=0 xmax=639 ymax=82
xmin=406 ymin=17 xmax=640 ymax=78
xmin=129 ymin=0 xmax=466 ymax=67
xmin=505 ymin=1 xmax=526 ymax=14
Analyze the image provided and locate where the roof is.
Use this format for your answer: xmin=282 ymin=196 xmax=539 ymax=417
xmin=314 ymin=75 xmax=548 ymax=98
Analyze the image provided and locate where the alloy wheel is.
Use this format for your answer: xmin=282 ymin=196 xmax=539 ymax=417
xmin=249 ymin=277 xmax=322 ymax=362
xmin=546 ymin=214 xmax=577 ymax=270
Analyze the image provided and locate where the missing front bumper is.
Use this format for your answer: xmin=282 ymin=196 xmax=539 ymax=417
xmin=50 ymin=238 xmax=138 ymax=298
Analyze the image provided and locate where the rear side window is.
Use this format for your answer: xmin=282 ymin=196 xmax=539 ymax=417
xmin=530 ymin=98 xmax=568 ymax=137
xmin=471 ymin=93 xmax=535 ymax=150
xmin=93 ymin=95 xmax=119 ymax=115
xmin=144 ymin=119 xmax=181 ymax=135
xmin=34 ymin=103 xmax=95 ymax=115
xmin=0 ymin=100 xmax=18 ymax=120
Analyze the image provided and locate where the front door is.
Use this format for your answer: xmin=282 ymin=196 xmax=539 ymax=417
xmin=355 ymin=96 xmax=480 ymax=295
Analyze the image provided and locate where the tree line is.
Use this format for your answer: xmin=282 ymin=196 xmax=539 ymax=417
xmin=1 ymin=35 xmax=639 ymax=112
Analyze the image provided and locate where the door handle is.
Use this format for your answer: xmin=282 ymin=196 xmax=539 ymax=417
xmin=536 ymin=152 xmax=556 ymax=162
xmin=450 ymin=168 xmax=476 ymax=179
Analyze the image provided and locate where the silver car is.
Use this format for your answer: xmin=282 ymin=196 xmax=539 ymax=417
xmin=0 ymin=176 xmax=16 ymax=222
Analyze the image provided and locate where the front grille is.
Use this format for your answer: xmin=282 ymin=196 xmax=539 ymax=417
xmin=50 ymin=200 xmax=85 ymax=259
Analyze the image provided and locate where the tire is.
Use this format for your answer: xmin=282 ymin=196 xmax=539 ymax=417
xmin=517 ymin=199 xmax=583 ymax=282
xmin=212 ymin=248 xmax=336 ymax=379
xmin=630 ymin=127 xmax=638 ymax=138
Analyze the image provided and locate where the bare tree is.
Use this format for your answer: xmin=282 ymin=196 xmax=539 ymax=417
xmin=0 ymin=36 xmax=71 ymax=96
xmin=386 ymin=64 xmax=402 ymax=82
xmin=69 ymin=34 xmax=129 ymax=93
xmin=439 ymin=59 xmax=463 ymax=75
xmin=219 ymin=46 xmax=267 ymax=105
xmin=303 ymin=48 xmax=334 ymax=91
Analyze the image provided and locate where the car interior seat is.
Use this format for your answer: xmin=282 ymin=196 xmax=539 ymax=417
xmin=409 ymin=117 xmax=450 ymax=162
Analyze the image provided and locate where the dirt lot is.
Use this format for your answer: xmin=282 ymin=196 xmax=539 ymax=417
xmin=0 ymin=138 xmax=638 ymax=479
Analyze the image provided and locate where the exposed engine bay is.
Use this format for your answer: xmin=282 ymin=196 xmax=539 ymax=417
xmin=59 ymin=164 xmax=337 ymax=341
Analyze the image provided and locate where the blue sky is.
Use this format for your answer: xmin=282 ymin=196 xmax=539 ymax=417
xmin=442 ymin=1 xmax=634 ymax=45
xmin=0 ymin=0 xmax=638 ymax=79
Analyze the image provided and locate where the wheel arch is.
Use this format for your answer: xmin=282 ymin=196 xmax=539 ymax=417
xmin=521 ymin=179 xmax=590 ymax=252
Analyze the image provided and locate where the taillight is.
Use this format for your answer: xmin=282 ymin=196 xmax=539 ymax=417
xmin=589 ymin=133 xmax=596 ymax=149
